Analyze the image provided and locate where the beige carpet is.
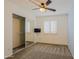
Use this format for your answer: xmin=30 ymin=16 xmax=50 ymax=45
xmin=6 ymin=43 xmax=73 ymax=59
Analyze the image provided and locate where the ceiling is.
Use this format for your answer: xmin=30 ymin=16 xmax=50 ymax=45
xmin=10 ymin=0 xmax=71 ymax=16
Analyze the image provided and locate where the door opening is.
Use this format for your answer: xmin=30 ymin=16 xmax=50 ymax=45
xmin=12 ymin=14 xmax=25 ymax=53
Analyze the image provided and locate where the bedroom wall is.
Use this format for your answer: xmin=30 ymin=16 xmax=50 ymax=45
xmin=25 ymin=20 xmax=35 ymax=42
xmin=68 ymin=0 xmax=74 ymax=57
xmin=4 ymin=0 xmax=13 ymax=58
xmin=26 ymin=14 xmax=68 ymax=45
xmin=4 ymin=0 xmax=35 ymax=58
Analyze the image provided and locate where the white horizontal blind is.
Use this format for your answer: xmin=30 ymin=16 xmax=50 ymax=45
xmin=44 ymin=21 xmax=50 ymax=33
xmin=51 ymin=21 xmax=57 ymax=33
xmin=44 ymin=21 xmax=57 ymax=33
xmin=26 ymin=21 xmax=30 ymax=32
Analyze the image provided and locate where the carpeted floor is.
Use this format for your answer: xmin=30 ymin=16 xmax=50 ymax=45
xmin=6 ymin=43 xmax=73 ymax=59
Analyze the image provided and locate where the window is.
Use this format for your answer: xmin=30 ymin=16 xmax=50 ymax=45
xmin=44 ymin=21 xmax=50 ymax=33
xmin=51 ymin=21 xmax=57 ymax=33
xmin=26 ymin=21 xmax=30 ymax=32
xmin=44 ymin=21 xmax=57 ymax=33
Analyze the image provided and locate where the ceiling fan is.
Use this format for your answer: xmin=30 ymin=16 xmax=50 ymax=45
xmin=30 ymin=0 xmax=56 ymax=12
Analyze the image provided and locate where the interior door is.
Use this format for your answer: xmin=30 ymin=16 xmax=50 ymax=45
xmin=13 ymin=14 xmax=25 ymax=49
xmin=20 ymin=19 xmax=25 ymax=46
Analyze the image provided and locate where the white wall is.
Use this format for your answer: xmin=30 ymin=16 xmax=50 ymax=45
xmin=4 ymin=0 xmax=35 ymax=58
xmin=68 ymin=0 xmax=74 ymax=57
xmin=4 ymin=0 xmax=13 ymax=57
xmin=35 ymin=15 xmax=68 ymax=45
xmin=26 ymin=15 xmax=68 ymax=45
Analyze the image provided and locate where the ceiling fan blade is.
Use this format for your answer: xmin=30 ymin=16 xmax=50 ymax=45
xmin=29 ymin=0 xmax=42 ymax=7
xmin=46 ymin=0 xmax=52 ymax=6
xmin=45 ymin=8 xmax=56 ymax=11
xmin=32 ymin=8 xmax=40 ymax=10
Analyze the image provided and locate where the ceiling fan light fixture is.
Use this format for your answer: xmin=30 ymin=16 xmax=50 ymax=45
xmin=40 ymin=8 xmax=46 ymax=12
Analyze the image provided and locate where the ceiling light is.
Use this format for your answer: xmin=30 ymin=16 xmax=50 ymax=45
xmin=40 ymin=8 xmax=46 ymax=12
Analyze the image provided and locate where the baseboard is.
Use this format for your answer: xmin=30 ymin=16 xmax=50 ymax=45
xmin=36 ymin=42 xmax=68 ymax=46
xmin=13 ymin=47 xmax=25 ymax=54
xmin=4 ymin=53 xmax=13 ymax=59
xmin=13 ymin=43 xmax=36 ymax=55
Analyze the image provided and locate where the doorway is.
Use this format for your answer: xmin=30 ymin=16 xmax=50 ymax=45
xmin=12 ymin=14 xmax=25 ymax=53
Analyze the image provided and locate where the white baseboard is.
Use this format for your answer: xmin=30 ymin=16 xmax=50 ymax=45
xmin=4 ymin=53 xmax=13 ymax=59
xmin=13 ymin=48 xmax=25 ymax=54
